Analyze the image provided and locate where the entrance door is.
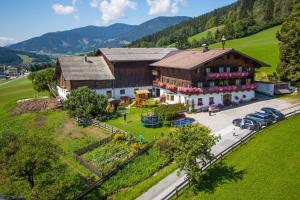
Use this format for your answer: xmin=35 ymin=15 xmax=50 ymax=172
xmin=156 ymin=88 xmax=160 ymax=97
xmin=223 ymin=94 xmax=232 ymax=106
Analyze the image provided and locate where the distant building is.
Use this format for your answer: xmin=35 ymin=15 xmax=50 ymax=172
xmin=6 ymin=67 xmax=19 ymax=77
xmin=56 ymin=48 xmax=269 ymax=108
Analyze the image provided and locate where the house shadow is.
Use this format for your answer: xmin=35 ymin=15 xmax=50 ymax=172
xmin=193 ymin=162 xmax=246 ymax=194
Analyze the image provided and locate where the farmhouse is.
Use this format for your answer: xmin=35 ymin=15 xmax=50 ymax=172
xmin=56 ymin=47 xmax=268 ymax=108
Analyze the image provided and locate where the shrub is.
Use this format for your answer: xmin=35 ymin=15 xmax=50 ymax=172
xmin=154 ymin=103 xmax=186 ymax=123
xmin=113 ymin=131 xmax=126 ymax=142
xmin=155 ymin=136 xmax=175 ymax=158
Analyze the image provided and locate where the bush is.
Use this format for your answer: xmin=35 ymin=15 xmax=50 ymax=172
xmin=153 ymin=103 xmax=186 ymax=123
xmin=113 ymin=131 xmax=127 ymax=142
xmin=64 ymin=87 xmax=108 ymax=118
xmin=29 ymin=68 xmax=55 ymax=92
xmin=155 ymin=136 xmax=175 ymax=158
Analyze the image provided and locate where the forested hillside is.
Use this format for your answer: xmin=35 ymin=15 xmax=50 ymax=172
xmin=130 ymin=0 xmax=295 ymax=48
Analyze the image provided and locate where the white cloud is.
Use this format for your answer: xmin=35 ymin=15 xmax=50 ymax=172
xmin=52 ymin=3 xmax=76 ymax=15
xmin=52 ymin=0 xmax=80 ymax=20
xmin=0 ymin=37 xmax=17 ymax=47
xmin=90 ymin=0 xmax=137 ymax=24
xmin=147 ymin=0 xmax=185 ymax=15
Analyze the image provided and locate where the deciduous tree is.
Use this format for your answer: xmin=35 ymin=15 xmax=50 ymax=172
xmin=172 ymin=124 xmax=220 ymax=185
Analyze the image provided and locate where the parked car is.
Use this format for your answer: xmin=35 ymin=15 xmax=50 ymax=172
xmin=245 ymin=114 xmax=271 ymax=126
xmin=261 ymin=107 xmax=285 ymax=120
xmin=232 ymin=118 xmax=242 ymax=127
xmin=248 ymin=113 xmax=273 ymax=124
xmin=254 ymin=111 xmax=276 ymax=121
xmin=232 ymin=118 xmax=261 ymax=130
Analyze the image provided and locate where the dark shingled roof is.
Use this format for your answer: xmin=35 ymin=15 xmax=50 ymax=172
xmin=58 ymin=56 xmax=115 ymax=81
xmin=98 ymin=48 xmax=178 ymax=62
xmin=150 ymin=48 xmax=269 ymax=70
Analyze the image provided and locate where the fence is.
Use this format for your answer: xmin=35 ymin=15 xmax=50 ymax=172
xmin=74 ymin=142 xmax=154 ymax=200
xmin=162 ymin=108 xmax=300 ymax=200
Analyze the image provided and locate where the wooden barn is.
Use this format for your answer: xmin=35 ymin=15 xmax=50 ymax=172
xmin=55 ymin=56 xmax=115 ymax=99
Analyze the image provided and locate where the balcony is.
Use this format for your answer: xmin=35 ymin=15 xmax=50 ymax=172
xmin=207 ymin=72 xmax=250 ymax=79
xmin=155 ymin=81 xmax=257 ymax=95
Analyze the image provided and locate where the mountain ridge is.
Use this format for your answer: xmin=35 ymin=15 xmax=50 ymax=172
xmin=8 ymin=16 xmax=190 ymax=54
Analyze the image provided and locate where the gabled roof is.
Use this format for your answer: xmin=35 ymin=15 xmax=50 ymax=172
xmin=98 ymin=48 xmax=178 ymax=62
xmin=150 ymin=48 xmax=269 ymax=70
xmin=57 ymin=56 xmax=115 ymax=81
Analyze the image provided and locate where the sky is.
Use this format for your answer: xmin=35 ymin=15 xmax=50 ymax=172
xmin=0 ymin=0 xmax=237 ymax=46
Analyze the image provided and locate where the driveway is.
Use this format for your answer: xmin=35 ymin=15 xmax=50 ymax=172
xmin=137 ymin=94 xmax=299 ymax=200
xmin=186 ymin=94 xmax=294 ymax=134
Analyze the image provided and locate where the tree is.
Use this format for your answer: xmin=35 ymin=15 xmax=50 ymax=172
xmin=0 ymin=132 xmax=62 ymax=197
xmin=29 ymin=68 xmax=55 ymax=92
xmin=276 ymin=2 xmax=300 ymax=83
xmin=172 ymin=124 xmax=220 ymax=186
xmin=64 ymin=87 xmax=108 ymax=118
xmin=175 ymin=35 xmax=190 ymax=49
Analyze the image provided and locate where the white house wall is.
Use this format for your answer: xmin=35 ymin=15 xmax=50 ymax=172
xmin=94 ymin=86 xmax=153 ymax=99
xmin=158 ymin=87 xmax=255 ymax=109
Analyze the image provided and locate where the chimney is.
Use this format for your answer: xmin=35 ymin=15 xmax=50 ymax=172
xmin=202 ymin=44 xmax=209 ymax=52
xmin=84 ymin=55 xmax=88 ymax=62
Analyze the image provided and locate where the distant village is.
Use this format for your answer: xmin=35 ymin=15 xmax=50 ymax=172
xmin=0 ymin=65 xmax=27 ymax=80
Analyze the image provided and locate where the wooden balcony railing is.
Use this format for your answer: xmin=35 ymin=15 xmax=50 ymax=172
xmin=207 ymin=72 xmax=250 ymax=79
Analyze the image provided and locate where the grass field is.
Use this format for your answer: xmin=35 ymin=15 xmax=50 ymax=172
xmin=210 ymin=26 xmax=281 ymax=80
xmin=18 ymin=54 xmax=33 ymax=63
xmin=177 ymin=114 xmax=300 ymax=200
xmin=188 ymin=26 xmax=224 ymax=42
xmin=0 ymin=78 xmax=111 ymax=198
xmin=106 ymin=107 xmax=174 ymax=141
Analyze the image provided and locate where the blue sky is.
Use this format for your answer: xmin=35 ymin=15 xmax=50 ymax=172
xmin=0 ymin=0 xmax=236 ymax=46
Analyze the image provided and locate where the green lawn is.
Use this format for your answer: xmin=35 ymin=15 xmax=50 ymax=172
xmin=210 ymin=26 xmax=281 ymax=80
xmin=106 ymin=107 xmax=174 ymax=141
xmin=178 ymin=115 xmax=300 ymax=200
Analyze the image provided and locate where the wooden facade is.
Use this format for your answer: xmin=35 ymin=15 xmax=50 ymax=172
xmin=153 ymin=51 xmax=257 ymax=88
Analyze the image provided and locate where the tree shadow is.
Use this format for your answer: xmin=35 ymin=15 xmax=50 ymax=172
xmin=194 ymin=162 xmax=246 ymax=194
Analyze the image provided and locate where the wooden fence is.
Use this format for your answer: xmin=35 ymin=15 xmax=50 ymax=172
xmin=162 ymin=108 xmax=300 ymax=200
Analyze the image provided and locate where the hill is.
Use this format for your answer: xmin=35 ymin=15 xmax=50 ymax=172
xmin=210 ymin=25 xmax=281 ymax=79
xmin=0 ymin=47 xmax=50 ymax=65
xmin=130 ymin=0 xmax=294 ymax=47
xmin=8 ymin=16 xmax=190 ymax=54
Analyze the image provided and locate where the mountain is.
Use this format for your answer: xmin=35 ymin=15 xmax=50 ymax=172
xmin=0 ymin=47 xmax=50 ymax=65
xmin=129 ymin=0 xmax=294 ymax=48
xmin=8 ymin=16 xmax=190 ymax=54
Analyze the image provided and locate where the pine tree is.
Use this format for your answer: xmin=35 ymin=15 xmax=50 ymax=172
xmin=276 ymin=2 xmax=300 ymax=83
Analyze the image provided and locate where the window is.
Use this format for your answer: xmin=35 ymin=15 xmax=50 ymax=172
xmin=198 ymin=98 xmax=203 ymax=106
xmin=209 ymin=97 xmax=215 ymax=105
xmin=170 ymin=95 xmax=174 ymax=101
xmin=120 ymin=89 xmax=125 ymax=95
xmin=219 ymin=67 xmax=224 ymax=73
xmin=106 ymin=90 xmax=112 ymax=98
xmin=209 ymin=82 xmax=215 ymax=87
xmin=226 ymin=67 xmax=231 ymax=73
xmin=246 ymin=79 xmax=252 ymax=84
xmin=238 ymin=66 xmax=243 ymax=72
xmin=206 ymin=68 xmax=211 ymax=73
xmin=224 ymin=80 xmax=229 ymax=86
xmin=197 ymin=82 xmax=203 ymax=88
xmin=236 ymin=79 xmax=241 ymax=86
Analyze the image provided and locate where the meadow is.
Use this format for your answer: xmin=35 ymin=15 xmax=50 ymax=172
xmin=0 ymin=78 xmax=110 ymax=198
xmin=177 ymin=114 xmax=300 ymax=200
xmin=210 ymin=26 xmax=281 ymax=80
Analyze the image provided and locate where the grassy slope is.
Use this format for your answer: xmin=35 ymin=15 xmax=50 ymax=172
xmin=178 ymin=115 xmax=300 ymax=200
xmin=189 ymin=26 xmax=224 ymax=42
xmin=168 ymin=26 xmax=223 ymax=47
xmin=210 ymin=26 xmax=281 ymax=79
xmin=0 ymin=78 xmax=111 ymax=197
xmin=18 ymin=54 xmax=33 ymax=63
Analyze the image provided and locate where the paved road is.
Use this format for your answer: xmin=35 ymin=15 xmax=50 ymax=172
xmin=137 ymin=96 xmax=299 ymax=200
